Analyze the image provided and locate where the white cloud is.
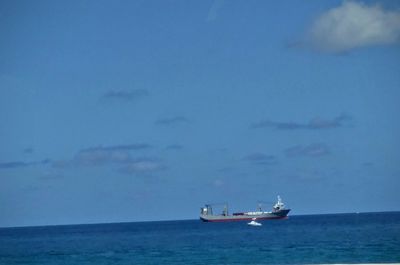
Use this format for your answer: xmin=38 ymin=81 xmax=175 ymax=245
xmin=308 ymin=1 xmax=400 ymax=53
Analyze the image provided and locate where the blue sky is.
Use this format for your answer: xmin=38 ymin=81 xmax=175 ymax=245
xmin=1 ymin=0 xmax=400 ymax=227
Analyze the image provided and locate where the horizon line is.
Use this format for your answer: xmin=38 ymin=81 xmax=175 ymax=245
xmin=1 ymin=210 xmax=399 ymax=229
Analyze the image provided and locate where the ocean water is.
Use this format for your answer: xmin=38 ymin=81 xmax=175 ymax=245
xmin=0 ymin=212 xmax=399 ymax=265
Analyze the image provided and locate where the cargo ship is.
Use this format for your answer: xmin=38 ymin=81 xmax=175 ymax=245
xmin=200 ymin=196 xmax=290 ymax=222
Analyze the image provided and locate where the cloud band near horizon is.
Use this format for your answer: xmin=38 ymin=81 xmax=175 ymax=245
xmin=251 ymin=114 xmax=352 ymax=130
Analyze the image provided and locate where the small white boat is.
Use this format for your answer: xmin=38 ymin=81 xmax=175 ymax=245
xmin=247 ymin=218 xmax=262 ymax=226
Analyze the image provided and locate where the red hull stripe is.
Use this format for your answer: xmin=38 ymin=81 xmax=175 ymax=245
xmin=200 ymin=216 xmax=288 ymax=222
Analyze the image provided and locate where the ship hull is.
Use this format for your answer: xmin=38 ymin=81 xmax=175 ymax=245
xmin=200 ymin=209 xmax=290 ymax=222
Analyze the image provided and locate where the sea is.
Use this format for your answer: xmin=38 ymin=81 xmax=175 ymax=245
xmin=0 ymin=212 xmax=399 ymax=265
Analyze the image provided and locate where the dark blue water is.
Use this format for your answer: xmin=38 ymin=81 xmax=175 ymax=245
xmin=1 ymin=212 xmax=399 ymax=265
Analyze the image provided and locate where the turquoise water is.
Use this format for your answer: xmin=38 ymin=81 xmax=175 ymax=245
xmin=0 ymin=212 xmax=399 ymax=264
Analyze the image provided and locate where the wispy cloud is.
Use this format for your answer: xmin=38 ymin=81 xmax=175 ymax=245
xmin=307 ymin=1 xmax=400 ymax=53
xmin=285 ymin=143 xmax=330 ymax=157
xmin=242 ymin=153 xmax=277 ymax=165
xmin=80 ymin=144 xmax=151 ymax=153
xmin=23 ymin=147 xmax=34 ymax=154
xmin=165 ymin=144 xmax=184 ymax=150
xmin=206 ymin=0 xmax=225 ymax=22
xmin=251 ymin=114 xmax=352 ymax=130
xmin=362 ymin=161 xmax=374 ymax=167
xmin=52 ymin=143 xmax=165 ymax=175
xmin=1 ymin=143 xmax=165 ymax=176
xmin=213 ymin=179 xmax=224 ymax=188
xmin=102 ymin=89 xmax=149 ymax=101
xmin=54 ymin=144 xmax=152 ymax=167
xmin=73 ymin=148 xmax=131 ymax=166
xmin=155 ymin=116 xmax=190 ymax=126
xmin=119 ymin=158 xmax=167 ymax=175
xmin=0 ymin=159 xmax=50 ymax=169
